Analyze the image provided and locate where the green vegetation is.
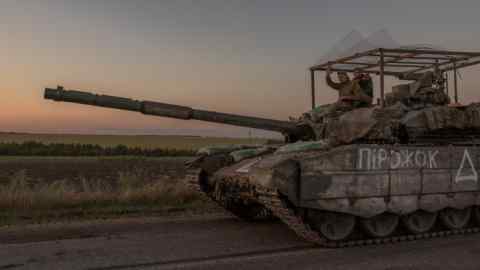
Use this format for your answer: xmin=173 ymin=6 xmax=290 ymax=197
xmin=0 ymin=133 xmax=267 ymax=150
xmin=0 ymin=141 xmax=195 ymax=156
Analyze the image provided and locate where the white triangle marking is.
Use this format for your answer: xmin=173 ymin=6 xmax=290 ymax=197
xmin=455 ymin=149 xmax=478 ymax=183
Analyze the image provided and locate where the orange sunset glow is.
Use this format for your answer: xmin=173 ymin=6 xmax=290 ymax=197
xmin=2 ymin=1 xmax=480 ymax=137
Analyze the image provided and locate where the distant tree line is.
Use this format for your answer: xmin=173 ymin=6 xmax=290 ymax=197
xmin=0 ymin=141 xmax=196 ymax=156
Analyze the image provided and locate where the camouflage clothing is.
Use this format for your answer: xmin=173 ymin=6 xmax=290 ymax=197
xmin=308 ymin=73 xmax=373 ymax=122
xmin=326 ymin=73 xmax=356 ymax=97
xmin=326 ymin=73 xmax=372 ymax=108
xmin=357 ymin=74 xmax=374 ymax=100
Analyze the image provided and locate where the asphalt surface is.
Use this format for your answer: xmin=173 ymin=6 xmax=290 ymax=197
xmin=1 ymin=215 xmax=480 ymax=270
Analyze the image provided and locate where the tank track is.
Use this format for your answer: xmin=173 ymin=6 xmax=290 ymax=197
xmin=186 ymin=169 xmax=480 ymax=248
xmin=256 ymin=187 xmax=480 ymax=248
xmin=184 ymin=169 xmax=271 ymax=220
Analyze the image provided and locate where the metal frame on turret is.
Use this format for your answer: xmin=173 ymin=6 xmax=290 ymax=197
xmin=308 ymin=48 xmax=480 ymax=109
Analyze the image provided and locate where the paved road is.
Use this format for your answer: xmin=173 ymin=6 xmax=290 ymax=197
xmin=1 ymin=215 xmax=480 ymax=270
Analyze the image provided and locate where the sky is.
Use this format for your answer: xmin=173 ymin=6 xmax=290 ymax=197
xmin=2 ymin=0 xmax=480 ymax=137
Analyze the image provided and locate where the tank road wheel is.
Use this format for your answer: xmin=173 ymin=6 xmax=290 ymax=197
xmin=439 ymin=207 xmax=472 ymax=230
xmin=401 ymin=210 xmax=437 ymax=234
xmin=307 ymin=210 xmax=356 ymax=241
xmin=361 ymin=213 xmax=399 ymax=238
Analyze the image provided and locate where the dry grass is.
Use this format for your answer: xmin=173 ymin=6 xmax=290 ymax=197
xmin=0 ymin=169 xmax=208 ymax=225
xmin=0 ymin=133 xmax=259 ymax=224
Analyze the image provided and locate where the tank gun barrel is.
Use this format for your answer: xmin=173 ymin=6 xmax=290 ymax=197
xmin=44 ymin=86 xmax=302 ymax=137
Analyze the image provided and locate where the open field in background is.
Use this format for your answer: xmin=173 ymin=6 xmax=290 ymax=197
xmin=0 ymin=156 xmax=190 ymax=184
xmin=0 ymin=156 xmax=219 ymax=225
xmin=0 ymin=133 xmax=268 ymax=150
xmin=0 ymin=133 xmax=271 ymax=225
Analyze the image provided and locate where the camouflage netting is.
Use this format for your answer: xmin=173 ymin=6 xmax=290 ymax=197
xmin=402 ymin=103 xmax=480 ymax=136
xmin=301 ymin=101 xmax=480 ymax=146
xmin=386 ymin=71 xmax=450 ymax=107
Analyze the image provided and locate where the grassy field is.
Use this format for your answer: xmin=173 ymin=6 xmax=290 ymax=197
xmin=0 ymin=156 xmax=190 ymax=185
xmin=0 ymin=132 xmax=269 ymax=225
xmin=0 ymin=156 xmax=219 ymax=225
xmin=0 ymin=133 xmax=267 ymax=150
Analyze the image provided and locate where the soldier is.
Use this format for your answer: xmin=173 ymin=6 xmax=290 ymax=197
xmin=353 ymin=70 xmax=374 ymax=106
xmin=326 ymin=69 xmax=351 ymax=93
xmin=326 ymin=67 xmax=373 ymax=110
xmin=306 ymin=68 xmax=373 ymax=124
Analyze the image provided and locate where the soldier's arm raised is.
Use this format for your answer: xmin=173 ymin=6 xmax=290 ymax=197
xmin=326 ymin=73 xmax=342 ymax=90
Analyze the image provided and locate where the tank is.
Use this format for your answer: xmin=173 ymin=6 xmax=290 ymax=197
xmin=43 ymin=49 xmax=480 ymax=247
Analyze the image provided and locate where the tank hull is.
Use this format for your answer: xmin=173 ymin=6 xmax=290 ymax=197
xmin=297 ymin=144 xmax=480 ymax=217
xmin=211 ymin=144 xmax=480 ymax=217
xmin=195 ymin=143 xmax=480 ymax=246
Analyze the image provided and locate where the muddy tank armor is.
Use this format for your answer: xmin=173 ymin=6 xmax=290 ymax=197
xmin=44 ymin=48 xmax=480 ymax=247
